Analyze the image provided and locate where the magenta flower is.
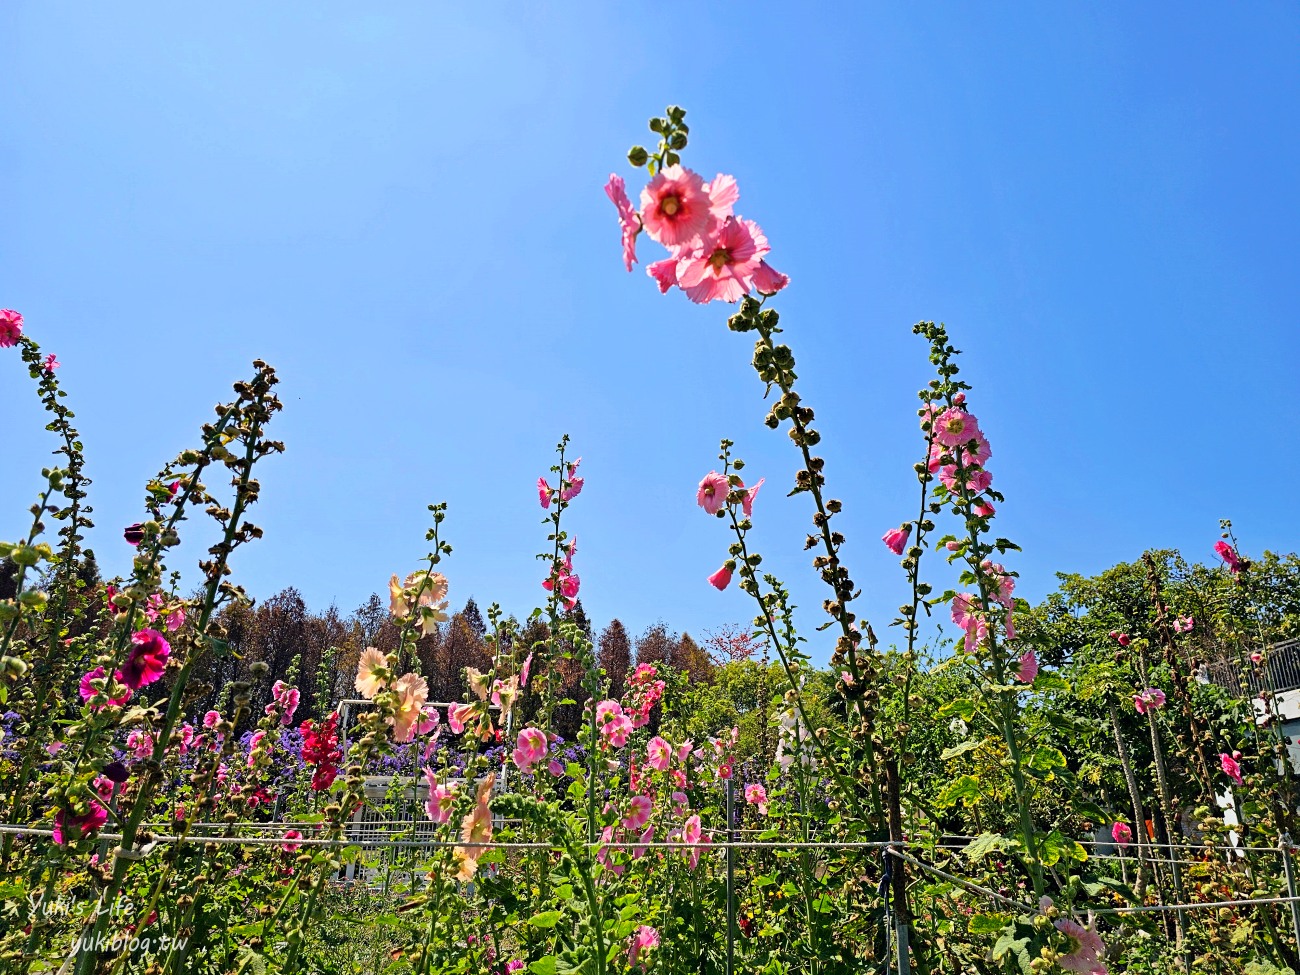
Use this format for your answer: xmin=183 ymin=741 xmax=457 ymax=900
xmin=707 ymin=564 xmax=733 ymax=591
xmin=1016 ymin=649 xmax=1038 ymax=684
xmin=741 ymin=477 xmax=764 ymax=518
xmin=601 ymin=713 xmax=634 ymax=749
xmin=0 ymin=309 xmax=23 ymax=348
xmin=123 ymin=523 xmax=145 ymax=547
xmin=1215 ymin=540 xmax=1242 ymax=573
xmin=1220 ymin=752 xmax=1243 ymax=786
xmin=1173 ymin=615 xmax=1194 ymax=634
xmin=604 ymin=174 xmax=642 ymax=271
xmin=1111 ymin=821 xmax=1132 ymax=847
xmin=697 ymin=471 xmax=730 ymax=515
xmin=512 ymin=727 xmax=548 ymax=772
xmin=120 ymin=629 xmax=170 ymax=689
xmin=281 ymin=829 xmax=303 ymax=852
xmin=203 ymin=710 xmax=221 ymax=730
xmin=560 ymin=458 xmax=584 ymax=501
xmin=640 ymin=165 xmax=711 ymax=247
xmin=537 ymin=477 xmax=552 ymax=509
xmin=646 ymin=736 xmax=671 ymax=772
xmin=265 ymin=681 xmax=301 ymax=725
xmin=548 ymin=758 xmax=565 ymax=777
xmin=78 ymin=666 xmax=131 ymax=709
xmin=43 ymin=353 xmax=59 ymax=373
xmin=677 ymin=217 xmax=769 ymax=304
xmin=752 ymin=260 xmax=790 ymax=296
xmin=52 ymin=800 xmax=108 ymax=845
xmin=882 ymin=525 xmax=911 ymax=556
xmin=1133 ymin=688 xmax=1166 ymax=714
xmin=1109 ymin=631 xmax=1131 ymax=647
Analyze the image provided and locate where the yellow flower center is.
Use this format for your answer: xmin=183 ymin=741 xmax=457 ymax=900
xmin=661 ymin=195 xmax=680 ymax=216
xmin=709 ymin=248 xmax=730 ymax=270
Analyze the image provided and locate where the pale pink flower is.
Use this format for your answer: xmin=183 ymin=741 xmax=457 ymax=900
xmin=933 ymin=408 xmax=981 ymax=448
xmin=448 ymin=702 xmax=474 ymax=735
xmin=456 ymin=773 xmax=496 ymax=873
xmin=707 ymin=564 xmax=733 ymax=591
xmin=43 ymin=354 xmax=60 ymax=373
xmin=78 ymin=667 xmax=130 ymax=709
xmin=424 ymin=768 xmax=457 ymax=823
xmin=741 ymin=477 xmax=764 ymax=518
xmin=704 ymin=173 xmax=739 ymax=222
xmin=1016 ymin=649 xmax=1038 ymax=684
xmin=675 ymin=741 xmax=693 ymax=763
xmin=1133 ymin=688 xmax=1166 ymax=714
xmin=882 ymin=526 xmax=910 ymax=556
xmin=697 ymin=471 xmax=730 ymax=515
xmin=640 ymin=165 xmax=711 ymax=246
xmin=951 ymin=593 xmax=978 ymax=630
xmin=1215 ymin=540 xmax=1242 ymax=573
xmin=751 ymin=260 xmax=790 ymax=296
xmin=1220 ymin=752 xmax=1243 ymax=786
xmin=520 ymin=652 xmax=534 ymax=689
xmin=355 ymin=647 xmax=388 ymax=699
xmin=628 ymin=925 xmax=660 ymax=967
xmin=1173 ymin=615 xmax=1194 ymax=634
xmin=390 ymin=673 xmax=430 ymax=743
xmin=646 ymin=256 xmax=679 ymax=292
xmin=126 ymin=729 xmax=155 ymax=760
xmin=677 ymin=217 xmax=769 ymax=304
xmin=0 ymin=310 xmax=23 ymax=348
xmin=682 ymin=814 xmax=703 ymax=845
xmin=744 ymin=783 xmax=769 ymax=815
xmin=281 ymin=829 xmax=303 ymax=852
xmin=622 ymin=795 xmax=652 ymax=830
xmin=120 ymin=629 xmax=170 ymax=689
xmin=671 ymin=791 xmax=689 ymax=816
xmin=1054 ymin=916 xmax=1108 ymax=974
xmin=512 ymin=727 xmax=548 ymax=772
xmin=604 ymin=174 xmax=642 ymax=271
xmin=1111 ymin=821 xmax=1132 ymax=847
xmin=646 ymin=736 xmax=671 ymax=772
xmin=538 ymin=477 xmax=552 ymax=509
xmin=602 ymin=713 xmax=634 ymax=749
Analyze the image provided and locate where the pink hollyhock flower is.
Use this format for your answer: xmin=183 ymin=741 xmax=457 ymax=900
xmin=933 ymin=408 xmax=981 ymax=448
xmin=1016 ymin=649 xmax=1038 ymax=684
xmin=126 ymin=729 xmax=155 ymax=760
xmin=697 ymin=471 xmax=730 ymax=514
xmin=548 ymin=758 xmax=565 ymax=777
xmin=1220 ymin=752 xmax=1243 ymax=785
xmin=596 ymin=699 xmax=623 ymax=724
xmin=266 ymin=680 xmax=300 ymax=725
xmin=604 ymin=174 xmax=642 ymax=271
xmin=951 ymin=593 xmax=979 ymax=630
xmin=355 ymin=647 xmax=388 ymax=699
xmin=974 ymin=501 xmax=996 ymax=517
xmin=246 ymin=730 xmax=266 ymax=768
xmin=744 ymin=783 xmax=769 ymax=814
xmin=424 ymin=768 xmax=457 ymax=824
xmin=53 ymin=800 xmax=108 ymax=845
xmin=882 ymin=526 xmax=911 ymax=556
xmin=78 ymin=667 xmax=131 ymax=709
xmin=538 ymin=477 xmax=552 ymax=509
xmin=1054 ymin=917 xmax=1107 ymax=974
xmin=43 ymin=353 xmax=59 ymax=372
xmin=646 ymin=255 xmax=679 ymax=293
xmin=120 ymin=629 xmax=170 ymax=689
xmin=646 ymin=736 xmax=672 ymax=772
xmin=1111 ymin=821 xmax=1132 ymax=847
xmin=677 ymin=217 xmax=769 ymax=304
xmin=675 ymin=740 xmax=693 ymax=763
xmin=1133 ymin=688 xmax=1166 ymax=714
xmin=1215 ymin=540 xmax=1242 ymax=573
xmin=281 ymin=829 xmax=303 ymax=852
xmin=390 ymin=673 xmax=430 ymax=743
xmin=0 ymin=309 xmax=23 ymax=347
xmin=939 ymin=464 xmax=993 ymax=494
xmin=628 ymin=925 xmax=660 ymax=967
xmin=513 ymin=727 xmax=548 ymax=771
xmin=741 ymin=477 xmax=764 ymax=518
xmin=1251 ymin=651 xmax=1263 ymax=664
xmin=602 ymin=713 xmax=634 ymax=749
xmin=670 ymin=791 xmax=689 ymax=816
xmin=640 ymin=165 xmax=711 ymax=246
xmin=520 ymin=652 xmax=534 ymax=689
xmin=448 ymin=702 xmax=474 ymax=735
xmin=704 ymin=173 xmax=739 ymax=222
xmin=707 ymin=564 xmax=733 ymax=591
xmin=623 ymin=794 xmax=653 ymax=830
xmin=456 ymin=773 xmax=496 ymax=875
xmin=560 ymin=458 xmax=584 ymax=501
xmin=682 ymin=814 xmax=703 ymax=845
xmin=1108 ymin=631 xmax=1131 ymax=647
xmin=752 ymin=260 xmax=789 ymax=296
xmin=1173 ymin=615 xmax=1194 ymax=634
xmin=415 ymin=706 xmax=440 ymax=736
xmin=203 ymin=709 xmax=221 ymax=729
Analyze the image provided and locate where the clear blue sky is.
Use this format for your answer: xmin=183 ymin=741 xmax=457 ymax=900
xmin=3 ymin=3 xmax=1298 ymax=660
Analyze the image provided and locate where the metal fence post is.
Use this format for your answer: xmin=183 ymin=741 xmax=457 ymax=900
xmin=726 ymin=777 xmax=736 ymax=975
xmin=1281 ymin=836 xmax=1300 ymax=952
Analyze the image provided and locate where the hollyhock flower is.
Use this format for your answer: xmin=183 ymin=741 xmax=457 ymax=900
xmin=78 ymin=667 xmax=130 ymax=709
xmin=120 ymin=629 xmax=170 ymax=689
xmin=939 ymin=464 xmax=993 ymax=495
xmin=0 ymin=309 xmax=23 ymax=347
xmin=640 ymin=165 xmax=711 ymax=246
xmin=266 ymin=681 xmax=300 ymax=725
xmin=646 ymin=256 xmax=679 ymax=293
xmin=43 ymin=354 xmax=59 ymax=373
xmin=675 ymin=741 xmax=693 ymax=763
xmin=126 ymin=729 xmax=155 ymax=760
xmin=682 ymin=814 xmax=703 ymax=845
xmin=744 ymin=783 xmax=769 ymax=815
xmin=882 ymin=526 xmax=910 ymax=556
xmin=741 ymin=478 xmax=764 ymax=518
xmin=415 ymin=706 xmax=440 ymax=736
xmin=52 ymin=801 xmax=108 ymax=845
xmin=281 ymin=829 xmax=303 ymax=853
xmin=560 ymin=458 xmax=584 ymax=501
xmin=933 ymin=408 xmax=981 ymax=448
xmin=1111 ymin=822 xmax=1132 ymax=847
xmin=456 ymin=774 xmax=496 ymax=878
xmin=628 ymin=925 xmax=660 ymax=967
xmin=646 ymin=736 xmax=672 ymax=772
xmin=1215 ymin=540 xmax=1242 ymax=573
xmin=623 ymin=795 xmax=653 ymax=830
xmin=677 ymin=216 xmax=768 ymax=304
xmin=671 ymin=791 xmax=689 ymax=816
xmin=548 ymin=758 xmax=565 ymax=778
xmin=520 ymin=652 xmax=534 ymax=689
xmin=123 ymin=523 xmax=145 ymax=547
xmin=704 ymin=173 xmax=739 ymax=221
xmin=1220 ymin=752 xmax=1243 ymax=786
xmin=448 ymin=702 xmax=474 ymax=735
xmin=974 ymin=501 xmax=996 ymax=517
xmin=697 ymin=471 xmax=730 ymax=515
xmin=355 ymin=648 xmax=388 ymax=699
xmin=602 ymin=713 xmax=634 ymax=749
xmin=1109 ymin=631 xmax=1131 ymax=647
xmin=596 ymin=699 xmax=623 ymax=724
xmin=424 ymin=769 xmax=457 ymax=824
xmin=1054 ymin=916 xmax=1107 ymax=974
xmin=513 ymin=727 xmax=548 ymax=771
xmin=203 ymin=710 xmax=221 ymax=730
xmin=1016 ymin=649 xmax=1038 ymax=684
xmin=605 ymin=174 xmax=641 ymax=271
xmin=951 ymin=593 xmax=979 ymax=630
xmin=390 ymin=673 xmax=430 ymax=743
xmin=300 ymin=713 xmax=342 ymax=791
xmin=752 ymin=260 xmax=790 ymax=296
xmin=1134 ymin=688 xmax=1166 ymax=714
xmin=707 ymin=564 xmax=734 ymax=591
xmin=1173 ymin=615 xmax=1194 ymax=634
xmin=1251 ymin=651 xmax=1263 ymax=664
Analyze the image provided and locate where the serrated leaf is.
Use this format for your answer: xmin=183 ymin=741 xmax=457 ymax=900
xmin=936 ymin=775 xmax=983 ymax=808
xmin=963 ymin=832 xmax=1010 ymax=862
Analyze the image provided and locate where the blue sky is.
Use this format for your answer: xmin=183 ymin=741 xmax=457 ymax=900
xmin=3 ymin=3 xmax=1298 ymax=660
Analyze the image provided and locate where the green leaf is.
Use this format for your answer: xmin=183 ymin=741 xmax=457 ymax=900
xmin=963 ymin=832 xmax=1011 ymax=862
xmin=528 ymin=958 xmax=558 ymax=975
xmin=528 ymin=910 xmax=564 ymax=929
xmin=937 ymin=698 xmax=977 ymax=721
xmin=936 ymin=775 xmax=983 ymax=808
xmin=940 ymin=739 xmax=985 ymax=761
xmin=1027 ymin=746 xmax=1067 ymax=772
xmin=968 ymin=912 xmax=1011 ymax=934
